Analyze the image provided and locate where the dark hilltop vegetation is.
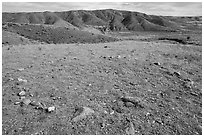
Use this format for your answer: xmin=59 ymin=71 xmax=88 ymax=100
xmin=2 ymin=9 xmax=202 ymax=135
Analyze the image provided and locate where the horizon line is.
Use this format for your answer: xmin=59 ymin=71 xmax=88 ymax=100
xmin=2 ymin=8 xmax=202 ymax=17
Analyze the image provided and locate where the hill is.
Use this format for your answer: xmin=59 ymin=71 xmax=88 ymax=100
xmin=3 ymin=9 xmax=185 ymax=32
xmin=2 ymin=9 xmax=201 ymax=45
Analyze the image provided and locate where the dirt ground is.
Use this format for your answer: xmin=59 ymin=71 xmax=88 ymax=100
xmin=2 ymin=39 xmax=202 ymax=135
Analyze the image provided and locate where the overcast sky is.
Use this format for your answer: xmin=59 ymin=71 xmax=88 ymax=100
xmin=2 ymin=2 xmax=202 ymax=16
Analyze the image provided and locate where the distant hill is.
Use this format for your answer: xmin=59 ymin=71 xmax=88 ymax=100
xmin=2 ymin=9 xmax=202 ymax=45
xmin=3 ymin=9 xmax=194 ymax=32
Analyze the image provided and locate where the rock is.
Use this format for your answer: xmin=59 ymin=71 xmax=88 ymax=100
xmin=104 ymin=110 xmax=108 ymax=114
xmin=22 ymin=87 xmax=29 ymax=92
xmin=18 ymin=78 xmax=27 ymax=83
xmin=110 ymin=111 xmax=114 ymax=115
xmin=30 ymin=101 xmax=44 ymax=109
xmin=173 ymin=71 xmax=181 ymax=77
xmin=145 ymin=112 xmax=151 ymax=116
xmin=153 ymin=62 xmax=161 ymax=66
xmin=18 ymin=91 xmax=26 ymax=96
xmin=117 ymin=55 xmax=121 ymax=59
xmin=23 ymin=99 xmax=31 ymax=105
xmin=184 ymin=79 xmax=194 ymax=89
xmin=155 ymin=118 xmax=164 ymax=125
xmin=9 ymin=77 xmax=14 ymax=81
xmin=50 ymin=94 xmax=54 ymax=97
xmin=125 ymin=102 xmax=135 ymax=107
xmin=51 ymin=97 xmax=57 ymax=100
xmin=18 ymin=68 xmax=24 ymax=71
xmin=28 ymin=65 xmax=33 ymax=68
xmin=120 ymin=96 xmax=145 ymax=109
xmin=190 ymin=92 xmax=199 ymax=97
xmin=20 ymin=96 xmax=26 ymax=100
xmin=14 ymin=102 xmax=21 ymax=105
xmin=72 ymin=107 xmax=95 ymax=122
xmin=126 ymin=122 xmax=135 ymax=135
xmin=30 ymin=101 xmax=38 ymax=106
xmin=47 ymin=106 xmax=55 ymax=112
xmin=29 ymin=94 xmax=33 ymax=97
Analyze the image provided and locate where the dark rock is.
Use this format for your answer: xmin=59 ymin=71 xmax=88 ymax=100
xmin=174 ymin=71 xmax=181 ymax=77
xmin=190 ymin=92 xmax=199 ymax=97
xmin=120 ymin=96 xmax=145 ymax=109
xmin=153 ymin=62 xmax=161 ymax=66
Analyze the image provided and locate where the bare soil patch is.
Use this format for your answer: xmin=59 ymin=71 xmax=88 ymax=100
xmin=2 ymin=40 xmax=202 ymax=135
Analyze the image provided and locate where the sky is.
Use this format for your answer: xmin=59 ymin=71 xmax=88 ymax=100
xmin=2 ymin=2 xmax=202 ymax=16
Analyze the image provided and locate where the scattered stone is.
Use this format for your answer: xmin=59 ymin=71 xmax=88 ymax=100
xmin=146 ymin=112 xmax=151 ymax=116
xmin=17 ymin=68 xmax=24 ymax=71
xmin=108 ymin=56 xmax=113 ymax=60
xmin=30 ymin=101 xmax=44 ymax=109
xmin=183 ymin=79 xmax=194 ymax=89
xmin=104 ymin=110 xmax=108 ymax=114
xmin=153 ymin=62 xmax=161 ymax=66
xmin=28 ymin=65 xmax=33 ymax=68
xmin=47 ymin=106 xmax=55 ymax=113
xmin=175 ymin=96 xmax=181 ymax=99
xmin=190 ymin=92 xmax=199 ymax=97
xmin=18 ymin=78 xmax=27 ymax=83
xmin=18 ymin=91 xmax=26 ymax=96
xmin=30 ymin=101 xmax=38 ymax=106
xmin=155 ymin=118 xmax=164 ymax=125
xmin=125 ymin=102 xmax=135 ymax=107
xmin=14 ymin=102 xmax=21 ymax=105
xmin=129 ymin=82 xmax=136 ymax=86
xmin=120 ymin=96 xmax=145 ymax=109
xmin=72 ymin=107 xmax=95 ymax=122
xmin=23 ymin=99 xmax=31 ymax=105
xmin=51 ymin=96 xmax=61 ymax=100
xmin=22 ymin=87 xmax=29 ymax=92
xmin=50 ymin=94 xmax=54 ymax=97
xmin=164 ymin=70 xmax=173 ymax=76
xmin=57 ymin=97 xmax=61 ymax=99
xmin=110 ymin=111 xmax=114 ymax=115
xmin=20 ymin=96 xmax=26 ymax=100
xmin=9 ymin=77 xmax=14 ymax=81
xmin=147 ymin=89 xmax=152 ymax=92
xmin=29 ymin=94 xmax=33 ymax=97
xmin=173 ymin=71 xmax=181 ymax=77
xmin=126 ymin=122 xmax=135 ymax=135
